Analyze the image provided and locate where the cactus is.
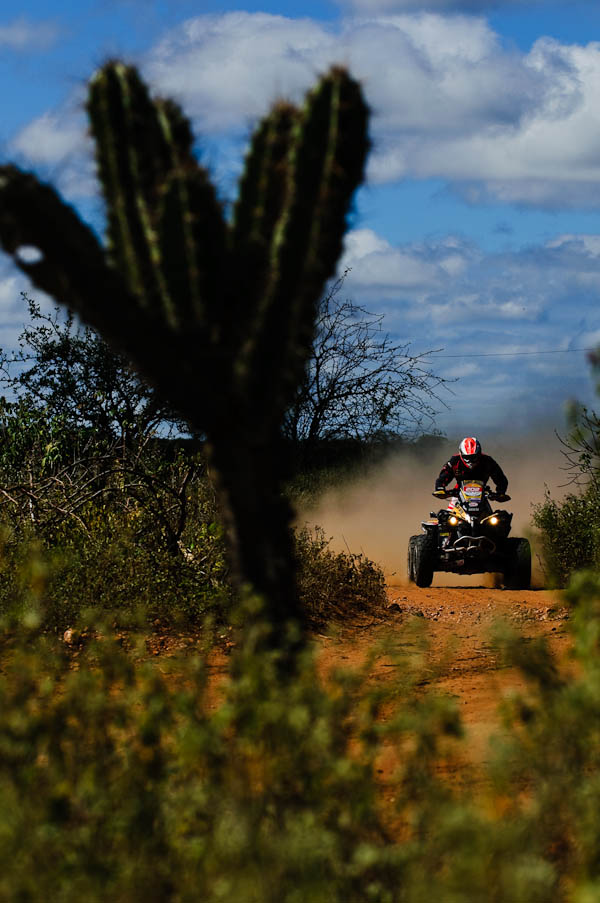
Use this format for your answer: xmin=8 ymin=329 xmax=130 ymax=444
xmin=0 ymin=61 xmax=369 ymax=662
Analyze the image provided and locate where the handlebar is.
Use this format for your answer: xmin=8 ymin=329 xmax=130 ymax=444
xmin=432 ymin=488 xmax=511 ymax=502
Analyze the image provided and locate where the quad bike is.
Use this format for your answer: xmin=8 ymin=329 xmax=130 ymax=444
xmin=407 ymin=480 xmax=531 ymax=589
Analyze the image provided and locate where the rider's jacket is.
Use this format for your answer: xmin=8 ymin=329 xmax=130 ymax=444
xmin=435 ymin=454 xmax=508 ymax=495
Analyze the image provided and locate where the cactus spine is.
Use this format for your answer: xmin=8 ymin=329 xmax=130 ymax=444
xmin=0 ymin=62 xmax=369 ymax=663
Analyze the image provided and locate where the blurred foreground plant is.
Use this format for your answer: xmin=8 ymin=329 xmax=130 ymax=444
xmin=0 ymin=62 xmax=369 ymax=663
xmin=0 ymin=615 xmax=457 ymax=903
xmin=4 ymin=592 xmax=597 ymax=902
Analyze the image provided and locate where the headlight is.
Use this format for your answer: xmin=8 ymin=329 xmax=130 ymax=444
xmin=489 ymin=516 xmax=498 ymax=525
xmin=449 ymin=516 xmax=458 ymax=525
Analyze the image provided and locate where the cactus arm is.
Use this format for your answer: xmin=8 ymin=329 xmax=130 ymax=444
xmin=231 ymin=102 xmax=296 ymax=253
xmin=157 ymin=168 xmax=227 ymax=334
xmin=0 ymin=166 xmax=212 ymax=429
xmin=0 ymin=166 xmax=129 ymax=331
xmin=270 ymin=69 xmax=369 ymax=364
xmin=88 ymin=63 xmax=179 ymax=327
xmin=89 ymin=62 xmax=227 ymax=335
xmin=291 ymin=68 xmax=369 ymax=312
xmin=229 ymin=103 xmax=296 ymax=367
xmin=239 ymin=68 xmax=369 ymax=421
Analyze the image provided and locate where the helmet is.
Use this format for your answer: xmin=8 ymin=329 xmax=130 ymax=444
xmin=459 ymin=436 xmax=481 ymax=469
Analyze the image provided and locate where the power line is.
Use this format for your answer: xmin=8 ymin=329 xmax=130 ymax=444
xmin=433 ymin=347 xmax=595 ymax=359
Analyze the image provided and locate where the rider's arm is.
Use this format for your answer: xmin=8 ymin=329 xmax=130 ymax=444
xmin=489 ymin=458 xmax=508 ymax=495
xmin=435 ymin=460 xmax=454 ymax=490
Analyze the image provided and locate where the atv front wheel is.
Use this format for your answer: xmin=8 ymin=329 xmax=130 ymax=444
xmin=412 ymin=534 xmax=436 ymax=588
xmin=503 ymin=538 xmax=531 ymax=590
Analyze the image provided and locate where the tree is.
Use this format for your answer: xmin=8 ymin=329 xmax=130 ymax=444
xmin=0 ymin=296 xmax=203 ymax=553
xmin=283 ymin=270 xmax=448 ymax=461
xmin=0 ymin=293 xmax=177 ymax=447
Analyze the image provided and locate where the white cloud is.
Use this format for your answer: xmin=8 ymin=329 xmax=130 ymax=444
xmin=10 ymin=105 xmax=97 ymax=202
xmin=0 ymin=17 xmax=60 ymax=50
xmin=337 ymin=227 xmax=600 ymax=430
xmin=12 ymin=111 xmax=88 ymax=167
xmin=0 ymin=263 xmax=56 ymax=354
xmin=338 ymin=0 xmax=560 ymax=12
xmin=368 ymin=34 xmax=600 ymax=206
xmin=146 ymin=12 xmax=337 ymax=133
xmin=146 ymin=11 xmax=538 ymax=139
xmin=144 ymin=11 xmax=600 ymax=208
xmin=547 ymin=234 xmax=600 ymax=256
xmin=340 ymin=229 xmax=463 ymax=298
xmin=10 ymin=9 xmax=600 ymax=209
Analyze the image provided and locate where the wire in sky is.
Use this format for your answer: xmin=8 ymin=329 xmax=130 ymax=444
xmin=433 ymin=348 xmax=595 ymax=359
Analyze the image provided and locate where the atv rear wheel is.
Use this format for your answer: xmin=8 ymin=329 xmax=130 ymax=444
xmin=503 ymin=538 xmax=531 ymax=590
xmin=407 ymin=535 xmax=420 ymax=582
xmin=412 ymin=534 xmax=436 ymax=588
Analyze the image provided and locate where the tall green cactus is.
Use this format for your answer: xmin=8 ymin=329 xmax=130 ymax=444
xmin=0 ymin=61 xmax=369 ymax=662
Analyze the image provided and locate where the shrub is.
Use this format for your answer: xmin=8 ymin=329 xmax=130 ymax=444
xmin=0 ymin=497 xmax=388 ymax=634
xmin=532 ymin=486 xmax=600 ymax=585
xmin=295 ymin=526 xmax=387 ymax=626
xmin=0 ymin=616 xmax=463 ymax=903
xmin=6 ymin=585 xmax=600 ymax=901
xmin=489 ymin=569 xmax=600 ymax=898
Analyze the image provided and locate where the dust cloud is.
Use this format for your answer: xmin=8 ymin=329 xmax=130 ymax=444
xmin=296 ymin=430 xmax=569 ymax=588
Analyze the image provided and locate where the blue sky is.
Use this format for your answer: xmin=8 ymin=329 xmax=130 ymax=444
xmin=1 ymin=0 xmax=600 ymax=439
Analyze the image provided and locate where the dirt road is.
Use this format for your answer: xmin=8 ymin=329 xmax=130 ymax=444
xmin=155 ymin=578 xmax=570 ymax=793
xmin=315 ymin=581 xmax=570 ymax=794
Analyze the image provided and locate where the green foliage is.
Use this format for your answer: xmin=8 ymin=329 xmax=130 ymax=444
xmin=6 ymin=539 xmax=600 ymax=898
xmin=0 ymin=495 xmax=230 ymax=632
xmin=0 ymin=61 xmax=370 ymax=650
xmin=295 ymin=526 xmax=387 ymax=626
xmin=0 ymin=614 xmax=465 ymax=903
xmin=10 ymin=583 xmax=600 ymax=901
xmin=0 ymin=292 xmax=175 ymax=445
xmin=532 ymin=486 xmax=600 ymax=585
xmin=533 ymin=400 xmax=600 ymax=586
xmin=489 ymin=570 xmax=600 ymax=898
xmin=0 ymin=454 xmax=387 ymax=633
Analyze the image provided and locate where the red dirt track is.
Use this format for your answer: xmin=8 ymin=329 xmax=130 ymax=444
xmin=315 ymin=581 xmax=570 ymax=792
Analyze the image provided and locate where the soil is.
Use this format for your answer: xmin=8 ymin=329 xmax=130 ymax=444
xmin=316 ymin=581 xmax=571 ymax=797
xmin=146 ymin=579 xmax=570 ymax=796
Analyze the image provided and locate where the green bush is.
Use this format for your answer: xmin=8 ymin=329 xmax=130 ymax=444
xmin=0 ymin=464 xmax=231 ymax=630
xmin=295 ymin=526 xmax=387 ymax=626
xmin=0 ymin=498 xmax=388 ymax=633
xmin=6 ymin=586 xmax=600 ymax=901
xmin=0 ymin=615 xmax=463 ymax=903
xmin=532 ymin=487 xmax=600 ymax=585
xmin=489 ymin=569 xmax=600 ymax=898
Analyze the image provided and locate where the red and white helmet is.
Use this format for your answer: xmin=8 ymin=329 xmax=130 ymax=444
xmin=459 ymin=436 xmax=481 ymax=469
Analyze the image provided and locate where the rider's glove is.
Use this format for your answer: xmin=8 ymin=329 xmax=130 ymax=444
xmin=432 ymin=488 xmax=446 ymax=498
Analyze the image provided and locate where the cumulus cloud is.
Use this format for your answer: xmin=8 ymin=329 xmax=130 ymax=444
xmin=0 ymin=17 xmax=60 ymax=50
xmin=12 ymin=111 xmax=88 ymax=167
xmin=146 ymin=11 xmax=539 ymax=138
xmin=11 ymin=9 xmax=600 ymax=210
xmin=146 ymin=13 xmax=336 ymax=133
xmin=338 ymin=0 xmax=557 ymax=12
xmin=10 ymin=104 xmax=97 ymax=202
xmin=0 ymin=260 xmax=56 ymax=354
xmin=338 ymin=227 xmax=599 ymax=431
xmin=142 ymin=10 xmax=600 ymax=209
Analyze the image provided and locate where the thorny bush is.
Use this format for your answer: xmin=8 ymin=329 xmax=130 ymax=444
xmin=3 ymin=569 xmax=600 ymax=901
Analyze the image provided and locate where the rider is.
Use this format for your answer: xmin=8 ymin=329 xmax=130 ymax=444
xmin=434 ymin=437 xmax=508 ymax=499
